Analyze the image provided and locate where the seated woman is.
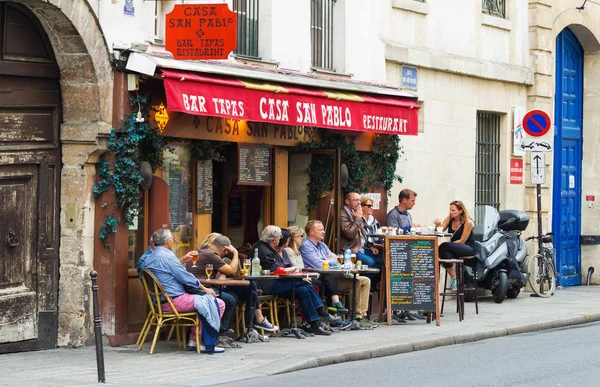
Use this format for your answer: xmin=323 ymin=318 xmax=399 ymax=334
xmin=434 ymin=200 xmax=478 ymax=290
xmin=252 ymin=225 xmax=334 ymax=335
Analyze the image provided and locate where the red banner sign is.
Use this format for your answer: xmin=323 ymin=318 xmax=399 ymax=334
xmin=510 ymin=158 xmax=523 ymax=184
xmin=165 ymin=4 xmax=237 ymax=60
xmin=162 ymin=69 xmax=419 ymax=135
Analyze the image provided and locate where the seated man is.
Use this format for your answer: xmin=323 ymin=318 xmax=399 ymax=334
xmin=300 ymin=219 xmax=377 ymax=329
xmin=187 ymin=232 xmax=279 ymax=335
xmin=252 ymin=225 xmax=334 ymax=336
xmin=143 ymin=228 xmax=226 ymax=353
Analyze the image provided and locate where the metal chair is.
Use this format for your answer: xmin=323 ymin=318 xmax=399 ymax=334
xmin=139 ymin=269 xmax=200 ymax=354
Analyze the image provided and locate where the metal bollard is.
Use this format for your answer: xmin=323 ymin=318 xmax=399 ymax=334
xmin=586 ymin=267 xmax=595 ymax=286
xmin=90 ymin=270 xmax=106 ymax=383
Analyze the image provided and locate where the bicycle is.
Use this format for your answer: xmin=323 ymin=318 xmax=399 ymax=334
xmin=525 ymin=232 xmax=557 ymax=297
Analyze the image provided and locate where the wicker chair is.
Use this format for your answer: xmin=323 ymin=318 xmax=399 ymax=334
xmin=139 ymin=269 xmax=200 ymax=354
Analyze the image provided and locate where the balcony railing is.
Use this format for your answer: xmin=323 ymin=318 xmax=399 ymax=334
xmin=482 ymin=0 xmax=505 ymax=18
xmin=311 ymin=0 xmax=335 ymax=70
xmin=233 ymin=0 xmax=259 ymax=58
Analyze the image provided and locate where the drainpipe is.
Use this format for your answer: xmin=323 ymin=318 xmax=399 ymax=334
xmin=586 ymin=267 xmax=595 ymax=286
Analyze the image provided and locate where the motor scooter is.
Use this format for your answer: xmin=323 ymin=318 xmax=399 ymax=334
xmin=498 ymin=209 xmax=529 ymax=298
xmin=464 ymin=205 xmax=511 ymax=304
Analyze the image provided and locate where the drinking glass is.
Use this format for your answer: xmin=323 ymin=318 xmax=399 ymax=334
xmin=243 ymin=259 xmax=251 ymax=273
xmin=191 ymin=253 xmax=198 ymax=268
xmin=337 ymin=255 xmax=344 ymax=265
xmin=205 ymin=263 xmax=213 ymax=278
xmin=351 ymin=254 xmax=357 ymax=265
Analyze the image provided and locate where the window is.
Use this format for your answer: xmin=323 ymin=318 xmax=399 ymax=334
xmin=482 ymin=0 xmax=505 ymax=18
xmin=475 ymin=112 xmax=501 ymax=212
xmin=233 ymin=0 xmax=259 ymax=58
xmin=311 ymin=0 xmax=335 ymax=70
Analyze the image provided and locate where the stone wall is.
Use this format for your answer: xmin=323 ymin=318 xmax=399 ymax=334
xmin=22 ymin=0 xmax=113 ymax=346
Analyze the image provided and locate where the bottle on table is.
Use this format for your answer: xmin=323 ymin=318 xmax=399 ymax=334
xmin=343 ymin=246 xmax=352 ymax=269
xmin=251 ymin=248 xmax=261 ymax=276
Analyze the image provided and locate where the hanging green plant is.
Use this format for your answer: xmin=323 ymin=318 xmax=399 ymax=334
xmin=92 ymin=94 xmax=168 ymax=248
xmin=189 ymin=139 xmax=228 ymax=162
xmin=293 ymin=128 xmax=404 ymax=209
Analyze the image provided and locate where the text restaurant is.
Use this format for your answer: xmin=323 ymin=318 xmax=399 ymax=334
xmin=124 ymin=56 xmax=420 ymax=333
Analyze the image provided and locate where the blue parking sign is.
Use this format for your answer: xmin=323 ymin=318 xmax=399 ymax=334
xmin=402 ymin=66 xmax=418 ymax=89
xmin=124 ymin=0 xmax=135 ymax=16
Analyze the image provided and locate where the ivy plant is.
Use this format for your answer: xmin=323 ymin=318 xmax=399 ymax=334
xmin=293 ymin=128 xmax=404 ymax=209
xmin=92 ymin=95 xmax=168 ymax=248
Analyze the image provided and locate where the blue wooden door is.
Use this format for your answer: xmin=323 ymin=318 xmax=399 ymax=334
xmin=553 ymin=28 xmax=582 ymax=286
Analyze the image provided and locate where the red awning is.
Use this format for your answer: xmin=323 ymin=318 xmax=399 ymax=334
xmin=161 ymin=69 xmax=419 ymax=135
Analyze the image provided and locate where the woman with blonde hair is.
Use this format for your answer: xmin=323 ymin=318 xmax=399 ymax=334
xmin=285 ymin=226 xmax=305 ymax=269
xmin=434 ymin=200 xmax=477 ymax=290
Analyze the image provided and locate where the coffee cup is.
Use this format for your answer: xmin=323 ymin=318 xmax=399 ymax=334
xmin=381 ymin=226 xmax=388 ymax=235
xmin=436 ymin=226 xmax=444 ymax=233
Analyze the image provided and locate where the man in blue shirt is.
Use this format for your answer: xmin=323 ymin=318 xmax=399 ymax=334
xmin=300 ymin=220 xmax=376 ymax=328
xmin=386 ymin=188 xmax=420 ymax=232
xmin=143 ymin=228 xmax=224 ymax=353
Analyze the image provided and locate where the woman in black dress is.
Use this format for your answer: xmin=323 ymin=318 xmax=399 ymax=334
xmin=434 ymin=200 xmax=477 ymax=290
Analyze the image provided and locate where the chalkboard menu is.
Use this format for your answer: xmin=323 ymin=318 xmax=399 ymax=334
xmin=168 ymin=172 xmax=183 ymax=227
xmin=238 ymin=143 xmax=271 ymax=186
xmin=227 ymin=196 xmax=243 ymax=227
xmin=196 ymin=160 xmax=213 ymax=214
xmin=385 ymin=235 xmax=440 ymax=325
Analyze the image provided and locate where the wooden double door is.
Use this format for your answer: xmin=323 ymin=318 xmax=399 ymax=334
xmin=0 ymin=3 xmax=61 ymax=353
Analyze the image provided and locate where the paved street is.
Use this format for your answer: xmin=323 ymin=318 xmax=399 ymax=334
xmin=0 ymin=287 xmax=599 ymax=386
xmin=225 ymin=322 xmax=600 ymax=387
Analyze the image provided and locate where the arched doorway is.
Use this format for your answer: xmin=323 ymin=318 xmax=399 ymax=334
xmin=553 ymin=28 xmax=583 ymax=287
xmin=0 ymin=3 xmax=61 ymax=351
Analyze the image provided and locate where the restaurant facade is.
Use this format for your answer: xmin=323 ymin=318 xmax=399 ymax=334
xmin=110 ymin=53 xmax=420 ymax=341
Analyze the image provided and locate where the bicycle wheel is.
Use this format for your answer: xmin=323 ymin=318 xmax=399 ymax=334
xmin=527 ymin=254 xmax=556 ymax=297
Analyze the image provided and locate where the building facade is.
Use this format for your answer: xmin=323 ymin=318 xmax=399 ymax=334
xmin=383 ymin=0 xmax=600 ymax=286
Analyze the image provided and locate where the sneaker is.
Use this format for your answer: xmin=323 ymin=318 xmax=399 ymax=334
xmin=331 ymin=302 xmax=348 ymax=314
xmin=254 ymin=318 xmax=279 ymax=332
xmin=359 ymin=317 xmax=378 ymax=328
xmin=450 ymin=278 xmax=457 ymax=291
xmin=319 ymin=313 xmax=338 ymax=323
xmin=330 ymin=319 xmax=352 ymax=330
xmin=327 ymin=306 xmax=338 ymax=314
xmin=187 ymin=339 xmax=197 ymax=351
xmin=200 ymin=345 xmax=225 ymax=354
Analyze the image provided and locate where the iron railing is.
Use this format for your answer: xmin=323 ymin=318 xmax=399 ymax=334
xmin=233 ymin=0 xmax=259 ymax=58
xmin=482 ymin=0 xmax=505 ymax=18
xmin=475 ymin=112 xmax=501 ymax=213
xmin=311 ymin=0 xmax=335 ymax=70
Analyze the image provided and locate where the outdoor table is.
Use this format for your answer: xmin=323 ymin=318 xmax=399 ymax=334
xmin=305 ymin=267 xmax=380 ymax=330
xmin=272 ymin=272 xmax=320 ymax=339
xmin=230 ymin=274 xmax=280 ymax=343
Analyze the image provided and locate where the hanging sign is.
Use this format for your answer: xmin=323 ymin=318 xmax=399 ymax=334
xmin=165 ymin=4 xmax=237 ymax=60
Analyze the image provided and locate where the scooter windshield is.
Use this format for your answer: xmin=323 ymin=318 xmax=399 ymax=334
xmin=472 ymin=205 xmax=500 ymax=241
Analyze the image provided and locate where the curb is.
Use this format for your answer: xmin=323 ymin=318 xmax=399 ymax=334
xmin=263 ymin=313 xmax=600 ymax=377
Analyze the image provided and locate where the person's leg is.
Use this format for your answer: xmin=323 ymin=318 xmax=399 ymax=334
xmin=364 ymin=248 xmax=383 ymax=270
xmin=218 ymin=290 xmax=238 ymax=332
xmin=293 ymin=284 xmax=320 ymax=323
xmin=439 ymin=242 xmax=457 ymax=279
xmin=356 ymin=276 xmax=371 ymax=319
xmin=357 ymin=251 xmax=376 ymax=267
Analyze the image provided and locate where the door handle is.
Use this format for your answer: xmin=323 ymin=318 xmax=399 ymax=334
xmin=6 ymin=230 xmax=19 ymax=248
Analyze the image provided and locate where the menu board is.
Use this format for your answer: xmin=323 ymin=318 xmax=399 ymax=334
xmin=168 ymin=172 xmax=183 ymax=227
xmin=385 ymin=236 xmax=440 ymax=325
xmin=238 ymin=143 xmax=271 ymax=186
xmin=196 ymin=160 xmax=213 ymax=214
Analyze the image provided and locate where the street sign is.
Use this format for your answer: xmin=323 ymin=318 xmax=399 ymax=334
xmin=519 ymin=139 xmax=552 ymax=152
xmin=522 ymin=109 xmax=552 ymax=137
xmin=530 ymin=151 xmax=546 ymax=184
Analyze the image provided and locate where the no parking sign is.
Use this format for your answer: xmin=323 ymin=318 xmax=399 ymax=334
xmin=522 ymin=109 xmax=552 ymax=137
